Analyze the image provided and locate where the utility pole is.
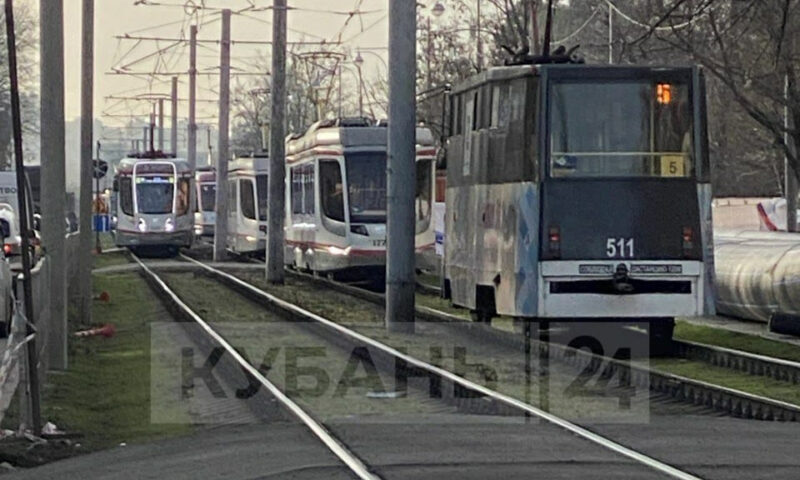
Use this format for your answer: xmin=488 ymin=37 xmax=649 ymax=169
xmin=171 ymin=76 xmax=178 ymax=156
xmin=40 ymin=0 xmax=68 ymax=369
xmin=142 ymin=126 xmax=148 ymax=152
xmin=188 ymin=25 xmax=198 ymax=169
xmin=213 ymin=9 xmax=231 ymax=262
xmin=476 ymin=0 xmax=483 ymax=72
xmin=6 ymin=0 xmax=42 ymax=437
xmin=607 ymin=1 xmax=613 ymax=64
xmin=426 ymin=18 xmax=432 ymax=90
xmin=786 ymin=74 xmax=798 ymax=232
xmin=78 ymin=0 xmax=94 ymax=328
xmin=386 ymin=0 xmax=416 ymax=334
xmin=157 ymin=98 xmax=164 ymax=152
xmin=529 ymin=0 xmax=540 ymax=53
xmin=267 ymin=0 xmax=287 ymax=283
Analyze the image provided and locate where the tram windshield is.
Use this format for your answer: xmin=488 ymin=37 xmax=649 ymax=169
xmin=136 ymin=177 xmax=174 ymax=214
xmin=346 ymin=153 xmax=387 ymax=223
xmin=256 ymin=174 xmax=268 ymax=221
xmin=550 ymin=81 xmax=693 ymax=178
xmin=199 ymin=183 xmax=216 ymax=212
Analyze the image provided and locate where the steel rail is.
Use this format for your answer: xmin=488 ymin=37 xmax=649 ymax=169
xmin=180 ymin=254 xmax=703 ymax=480
xmin=131 ymin=253 xmax=381 ymax=480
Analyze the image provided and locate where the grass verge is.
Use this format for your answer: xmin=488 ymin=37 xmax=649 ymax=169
xmin=0 ymin=272 xmax=193 ymax=467
xmin=674 ymin=320 xmax=800 ymax=363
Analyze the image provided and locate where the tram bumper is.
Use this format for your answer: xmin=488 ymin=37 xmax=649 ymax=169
xmin=116 ymin=230 xmax=193 ymax=247
xmin=538 ymin=260 xmax=705 ymax=318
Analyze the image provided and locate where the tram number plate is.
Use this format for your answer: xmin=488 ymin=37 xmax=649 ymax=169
xmin=372 ymin=239 xmax=386 ymax=247
xmin=660 ymin=155 xmax=685 ymax=177
xmin=606 ymin=238 xmax=634 ymax=258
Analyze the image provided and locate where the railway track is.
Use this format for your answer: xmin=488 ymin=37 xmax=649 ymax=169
xmin=233 ymin=263 xmax=800 ymax=422
xmin=417 ymin=280 xmax=800 ymax=385
xmin=130 ymin=251 xmax=709 ymax=480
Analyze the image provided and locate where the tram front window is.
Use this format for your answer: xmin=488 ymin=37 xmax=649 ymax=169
xmin=346 ymin=153 xmax=386 ymax=223
xmin=256 ymin=174 xmax=268 ymax=221
xmin=199 ymin=184 xmax=216 ymax=212
xmin=550 ymin=81 xmax=693 ymax=178
xmin=136 ymin=178 xmax=174 ymax=214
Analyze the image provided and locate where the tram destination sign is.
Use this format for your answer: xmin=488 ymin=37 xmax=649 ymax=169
xmin=630 ymin=264 xmax=683 ymax=275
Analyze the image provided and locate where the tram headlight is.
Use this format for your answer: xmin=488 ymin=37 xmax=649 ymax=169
xmin=327 ymin=245 xmax=351 ymax=256
xmin=165 ymin=218 xmax=175 ymax=232
xmin=137 ymin=218 xmax=147 ymax=233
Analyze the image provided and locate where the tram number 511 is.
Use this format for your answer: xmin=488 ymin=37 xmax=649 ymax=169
xmin=606 ymin=238 xmax=634 ymax=258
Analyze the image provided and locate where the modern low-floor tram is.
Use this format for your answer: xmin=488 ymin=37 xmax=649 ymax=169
xmin=113 ymin=155 xmax=194 ymax=254
xmin=226 ymin=154 xmax=269 ymax=255
xmin=284 ymin=118 xmax=436 ymax=280
xmin=194 ymin=167 xmax=216 ymax=239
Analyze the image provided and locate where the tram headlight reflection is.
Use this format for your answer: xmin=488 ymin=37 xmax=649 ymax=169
xmin=165 ymin=218 xmax=175 ymax=232
xmin=137 ymin=218 xmax=147 ymax=233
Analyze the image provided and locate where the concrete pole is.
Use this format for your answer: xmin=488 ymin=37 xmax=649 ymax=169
xmin=786 ymin=74 xmax=798 ymax=232
xmin=78 ymin=0 xmax=94 ymax=328
xmin=40 ymin=0 xmax=68 ymax=368
xmin=266 ymin=0 xmax=287 ymax=283
xmin=158 ymin=98 xmax=165 ymax=152
xmin=385 ymin=0 xmax=416 ymax=333
xmin=188 ymin=25 xmax=198 ymax=170
xmin=213 ymin=9 xmax=231 ymax=262
xmin=171 ymin=76 xmax=178 ymax=156
xmin=607 ymin=1 xmax=613 ymax=64
xmin=476 ymin=0 xmax=483 ymax=72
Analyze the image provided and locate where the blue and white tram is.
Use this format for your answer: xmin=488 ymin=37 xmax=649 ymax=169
xmin=444 ymin=63 xmax=715 ymax=342
xmin=226 ymin=154 xmax=269 ymax=255
xmin=113 ymin=155 xmax=194 ymax=253
xmin=284 ymin=118 xmax=436 ymax=279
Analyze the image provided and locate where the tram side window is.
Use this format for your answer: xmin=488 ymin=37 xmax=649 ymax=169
xmin=320 ymin=161 xmax=345 ymax=222
xmin=177 ymin=178 xmax=190 ymax=215
xmin=119 ymin=177 xmax=133 ymax=215
xmin=240 ymin=179 xmax=256 ymax=220
xmin=291 ymin=165 xmax=315 ymax=215
xmin=291 ymin=167 xmax=303 ymax=214
xmin=256 ymin=174 xmax=268 ymax=220
xmin=228 ymin=180 xmax=237 ymax=214
xmin=303 ymin=165 xmax=315 ymax=215
xmin=490 ymin=83 xmax=511 ymax=129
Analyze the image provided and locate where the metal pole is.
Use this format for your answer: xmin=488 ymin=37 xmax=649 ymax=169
xmin=266 ymin=0 xmax=287 ymax=283
xmin=39 ymin=0 xmax=67 ymax=371
xmin=338 ymin=65 xmax=343 ymax=118
xmin=607 ymin=1 xmax=613 ymax=64
xmin=149 ymin=109 xmax=155 ymax=154
xmin=158 ymin=98 xmax=164 ymax=152
xmin=188 ymin=25 xmax=198 ymax=170
xmin=386 ymin=0 xmax=416 ymax=333
xmin=6 ymin=0 xmax=42 ymax=437
xmin=476 ymin=0 xmax=483 ymax=72
xmin=786 ymin=74 xmax=798 ymax=232
xmin=78 ymin=0 xmax=94 ymax=326
xmin=142 ymin=126 xmax=148 ymax=152
xmin=213 ymin=9 xmax=231 ymax=262
xmin=171 ymin=76 xmax=178 ymax=156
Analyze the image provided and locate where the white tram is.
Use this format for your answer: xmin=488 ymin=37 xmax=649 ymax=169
xmin=113 ymin=155 xmax=194 ymax=253
xmin=284 ymin=118 xmax=436 ymax=279
xmin=194 ymin=167 xmax=216 ymax=239
xmin=226 ymin=154 xmax=269 ymax=254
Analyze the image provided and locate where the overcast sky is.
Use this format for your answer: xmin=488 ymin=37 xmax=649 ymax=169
xmin=62 ymin=0 xmax=397 ymax=123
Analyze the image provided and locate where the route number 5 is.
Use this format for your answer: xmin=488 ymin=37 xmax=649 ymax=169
xmin=606 ymin=238 xmax=634 ymax=258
